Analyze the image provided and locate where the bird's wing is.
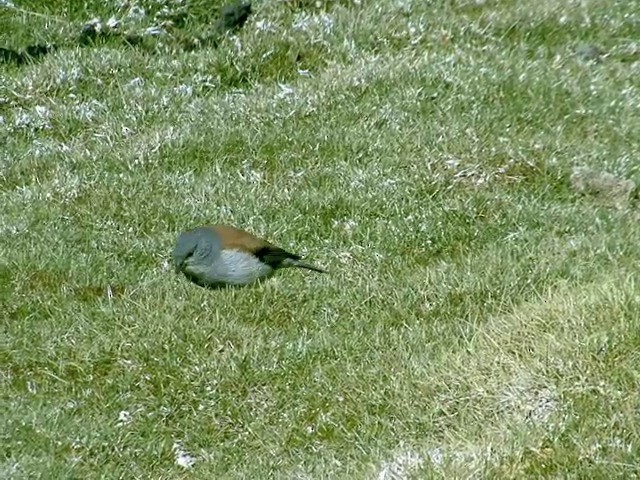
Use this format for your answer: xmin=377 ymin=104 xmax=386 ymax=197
xmin=253 ymin=245 xmax=300 ymax=268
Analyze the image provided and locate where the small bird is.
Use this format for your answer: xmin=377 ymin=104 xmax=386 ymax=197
xmin=173 ymin=224 xmax=327 ymax=289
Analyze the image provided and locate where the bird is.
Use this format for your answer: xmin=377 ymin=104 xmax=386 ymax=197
xmin=172 ymin=224 xmax=327 ymax=289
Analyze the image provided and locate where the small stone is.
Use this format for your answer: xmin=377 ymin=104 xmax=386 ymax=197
xmin=575 ymin=43 xmax=605 ymax=62
xmin=570 ymin=167 xmax=636 ymax=206
xmin=106 ymin=16 xmax=121 ymax=30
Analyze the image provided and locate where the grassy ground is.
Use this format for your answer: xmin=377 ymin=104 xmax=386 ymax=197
xmin=2 ymin=0 xmax=640 ymax=478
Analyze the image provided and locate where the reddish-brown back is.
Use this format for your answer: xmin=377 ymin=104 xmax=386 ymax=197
xmin=207 ymin=224 xmax=275 ymax=254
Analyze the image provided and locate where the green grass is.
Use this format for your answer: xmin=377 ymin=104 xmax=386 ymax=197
xmin=2 ymin=0 xmax=640 ymax=477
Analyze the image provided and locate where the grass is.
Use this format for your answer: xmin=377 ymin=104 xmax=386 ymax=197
xmin=2 ymin=0 xmax=640 ymax=477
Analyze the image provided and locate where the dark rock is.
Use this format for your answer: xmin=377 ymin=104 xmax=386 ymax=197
xmin=123 ymin=32 xmax=144 ymax=46
xmin=24 ymin=44 xmax=56 ymax=61
xmin=1 ymin=44 xmax=56 ymax=65
xmin=0 ymin=47 xmax=24 ymax=64
xmin=79 ymin=20 xmax=101 ymax=45
xmin=215 ymin=1 xmax=252 ymax=33
xmin=79 ymin=18 xmax=118 ymax=45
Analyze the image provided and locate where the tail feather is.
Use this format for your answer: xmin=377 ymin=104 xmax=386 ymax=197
xmin=286 ymin=258 xmax=327 ymax=274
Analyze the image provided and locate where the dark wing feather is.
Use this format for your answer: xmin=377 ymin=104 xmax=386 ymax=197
xmin=254 ymin=245 xmax=300 ymax=268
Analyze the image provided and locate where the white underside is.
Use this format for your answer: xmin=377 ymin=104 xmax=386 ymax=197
xmin=184 ymin=249 xmax=274 ymax=287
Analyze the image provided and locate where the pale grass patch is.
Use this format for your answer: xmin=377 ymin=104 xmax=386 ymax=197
xmin=292 ymin=11 xmax=335 ymax=34
xmin=404 ymin=273 xmax=637 ymax=476
xmin=172 ymin=441 xmax=196 ymax=469
xmin=377 ymin=449 xmax=424 ymax=480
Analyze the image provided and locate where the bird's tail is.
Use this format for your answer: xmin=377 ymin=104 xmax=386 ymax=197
xmin=283 ymin=258 xmax=327 ymax=274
